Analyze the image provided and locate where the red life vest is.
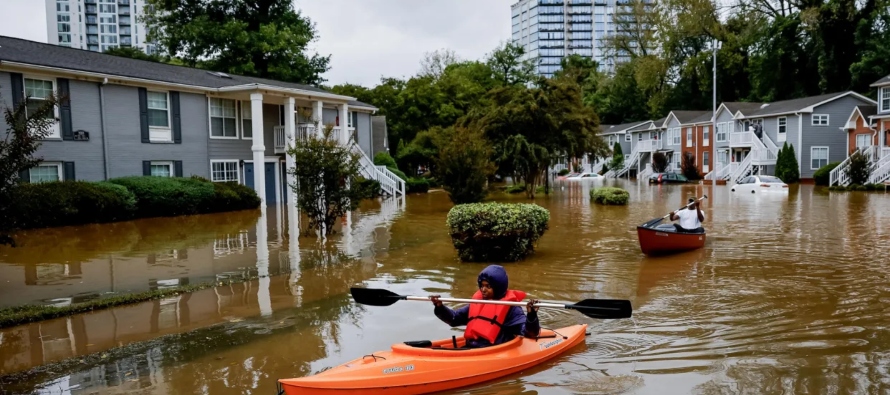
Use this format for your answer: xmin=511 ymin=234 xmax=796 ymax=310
xmin=464 ymin=289 xmax=527 ymax=343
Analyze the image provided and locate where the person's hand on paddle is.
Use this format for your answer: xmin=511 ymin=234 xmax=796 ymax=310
xmin=527 ymin=299 xmax=539 ymax=313
xmin=430 ymin=295 xmax=443 ymax=307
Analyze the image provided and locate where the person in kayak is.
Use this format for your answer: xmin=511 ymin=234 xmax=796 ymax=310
xmin=430 ymin=264 xmax=541 ymax=348
xmin=670 ymin=197 xmax=705 ymax=233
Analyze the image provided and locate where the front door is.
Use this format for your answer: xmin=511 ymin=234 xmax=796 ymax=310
xmin=243 ymin=162 xmax=277 ymax=204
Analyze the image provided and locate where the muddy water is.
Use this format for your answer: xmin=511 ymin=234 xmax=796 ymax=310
xmin=2 ymin=180 xmax=890 ymax=394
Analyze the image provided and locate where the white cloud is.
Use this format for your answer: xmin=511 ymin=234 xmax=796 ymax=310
xmin=0 ymin=0 xmax=515 ymax=87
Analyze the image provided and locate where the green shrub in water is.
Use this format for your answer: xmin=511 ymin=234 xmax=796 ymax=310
xmin=9 ymin=181 xmax=138 ymax=229
xmin=446 ymin=202 xmax=550 ymax=262
xmin=406 ymin=177 xmax=429 ymax=194
xmin=558 ymin=169 xmax=570 ymax=176
xmin=813 ymin=162 xmax=840 ymax=186
xmin=590 ymin=187 xmax=630 ymax=205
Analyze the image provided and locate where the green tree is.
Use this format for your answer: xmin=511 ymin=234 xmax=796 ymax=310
xmin=436 ymin=127 xmax=495 ymax=204
xmin=610 ymin=142 xmax=624 ymax=170
xmin=846 ymin=149 xmax=872 ymax=185
xmin=486 ymin=42 xmax=537 ymax=87
xmin=142 ymin=0 xmax=331 ymax=85
xmin=1 ymin=91 xmax=66 ymax=246
xmin=776 ymin=142 xmax=801 ymax=183
xmin=286 ymin=124 xmax=368 ymax=236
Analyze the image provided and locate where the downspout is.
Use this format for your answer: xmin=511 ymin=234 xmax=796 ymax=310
xmin=100 ymin=77 xmax=110 ymax=180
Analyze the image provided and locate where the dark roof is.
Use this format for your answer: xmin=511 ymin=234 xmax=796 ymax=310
xmin=670 ymin=110 xmax=710 ymax=125
xmin=0 ymin=35 xmax=353 ymax=100
xmin=650 ymin=116 xmax=667 ymax=128
xmin=857 ymin=105 xmax=878 ymax=118
xmin=600 ymin=120 xmax=650 ymax=134
xmin=742 ymin=92 xmax=856 ymax=117
xmin=688 ymin=112 xmax=714 ymax=124
xmin=723 ymin=101 xmax=765 ymax=115
xmin=348 ymin=100 xmax=378 ymax=110
xmin=872 ymin=73 xmax=890 ymax=87
xmin=627 ymin=121 xmax=654 ymax=132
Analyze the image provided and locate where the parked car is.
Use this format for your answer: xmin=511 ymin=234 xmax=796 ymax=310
xmin=567 ymin=172 xmax=602 ymax=180
xmin=731 ymin=175 xmax=788 ymax=194
xmin=648 ymin=172 xmax=689 ymax=184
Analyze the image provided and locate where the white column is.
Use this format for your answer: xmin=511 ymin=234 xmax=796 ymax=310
xmin=284 ymin=97 xmax=296 ymax=207
xmin=286 ymin=200 xmax=301 ymax=303
xmin=251 ymin=93 xmax=266 ymax=206
xmin=255 ymin=206 xmax=272 ymax=317
xmin=339 ymin=103 xmax=349 ymax=145
xmin=313 ymin=100 xmax=323 ymax=137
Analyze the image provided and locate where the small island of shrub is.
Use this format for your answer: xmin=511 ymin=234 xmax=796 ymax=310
xmin=590 ymin=187 xmax=630 ymax=205
xmin=446 ymin=202 xmax=549 ymax=262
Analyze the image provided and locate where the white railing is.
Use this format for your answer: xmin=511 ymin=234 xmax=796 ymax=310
xmin=274 ymin=126 xmax=287 ymax=153
xmin=704 ymin=162 xmax=733 ymax=180
xmin=729 ymin=131 xmax=754 ymax=147
xmin=591 ymin=159 xmax=606 ymax=175
xmin=636 ymin=139 xmax=663 ymax=152
xmin=376 ymin=165 xmax=406 ymax=196
xmin=298 ymin=124 xmax=316 ymax=141
xmin=730 ymin=152 xmax=754 ymax=184
xmin=638 ymin=163 xmax=654 ymax=180
xmin=350 ymin=143 xmax=405 ymax=198
xmin=610 ymin=144 xmax=642 ymax=178
xmin=868 ymin=153 xmax=890 ymax=185
xmin=831 ymin=146 xmax=877 ymax=186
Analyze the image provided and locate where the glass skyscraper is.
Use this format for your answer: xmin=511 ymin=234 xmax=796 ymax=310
xmin=46 ymin=0 xmax=157 ymax=54
xmin=511 ymin=0 xmax=648 ymax=78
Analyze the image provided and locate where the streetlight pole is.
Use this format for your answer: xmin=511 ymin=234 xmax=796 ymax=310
xmin=712 ymin=38 xmax=719 ymax=189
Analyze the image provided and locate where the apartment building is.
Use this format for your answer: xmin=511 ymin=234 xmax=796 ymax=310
xmin=510 ymin=0 xmax=653 ymax=77
xmin=0 ymin=36 xmax=402 ymax=206
xmin=45 ymin=0 xmax=156 ymax=53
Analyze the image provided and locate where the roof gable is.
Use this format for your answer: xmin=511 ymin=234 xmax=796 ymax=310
xmin=599 ymin=120 xmax=650 ymax=135
xmin=871 ymin=73 xmax=890 ymax=87
xmin=740 ymin=91 xmax=875 ymax=118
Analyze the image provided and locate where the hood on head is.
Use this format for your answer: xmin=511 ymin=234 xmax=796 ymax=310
xmin=478 ymin=264 xmax=508 ymax=299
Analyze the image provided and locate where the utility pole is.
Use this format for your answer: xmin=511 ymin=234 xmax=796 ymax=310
xmin=712 ymin=38 xmax=719 ymax=189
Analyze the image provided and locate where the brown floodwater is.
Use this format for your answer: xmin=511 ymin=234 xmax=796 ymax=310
xmin=2 ymin=179 xmax=890 ymax=394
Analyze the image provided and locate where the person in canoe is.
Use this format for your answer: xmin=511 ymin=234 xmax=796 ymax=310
xmin=670 ymin=197 xmax=705 ymax=233
xmin=430 ymin=264 xmax=541 ymax=348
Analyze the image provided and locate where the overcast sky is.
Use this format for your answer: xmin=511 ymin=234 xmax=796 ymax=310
xmin=0 ymin=0 xmax=515 ymax=87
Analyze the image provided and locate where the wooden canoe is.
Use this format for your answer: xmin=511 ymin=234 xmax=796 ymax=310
xmin=636 ymin=223 xmax=706 ymax=256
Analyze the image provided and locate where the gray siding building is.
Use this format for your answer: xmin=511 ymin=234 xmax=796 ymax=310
xmin=0 ymin=35 xmax=401 ymax=205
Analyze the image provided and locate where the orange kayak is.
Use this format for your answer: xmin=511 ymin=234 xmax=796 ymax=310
xmin=277 ymin=324 xmax=588 ymax=395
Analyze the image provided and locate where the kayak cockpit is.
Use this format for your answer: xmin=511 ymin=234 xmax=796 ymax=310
xmin=392 ymin=329 xmax=558 ymax=357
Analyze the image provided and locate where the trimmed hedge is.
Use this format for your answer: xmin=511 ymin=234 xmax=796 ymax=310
xmin=355 ymin=177 xmax=382 ymax=198
xmin=813 ymin=162 xmax=840 ymax=186
xmin=590 ymin=187 xmax=630 ymax=205
xmin=446 ymin=202 xmax=550 ymax=262
xmin=9 ymin=176 xmax=260 ymax=230
xmin=406 ymin=177 xmax=430 ymax=194
xmin=829 ymin=183 xmax=887 ymax=192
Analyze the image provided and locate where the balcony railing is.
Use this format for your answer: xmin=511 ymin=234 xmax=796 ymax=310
xmin=729 ymin=131 xmax=754 ymax=146
xmin=636 ymin=139 xmax=662 ymax=152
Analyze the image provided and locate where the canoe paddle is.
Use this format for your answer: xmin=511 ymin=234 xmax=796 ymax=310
xmin=641 ymin=195 xmax=707 ymax=228
xmin=349 ymin=287 xmax=632 ymax=319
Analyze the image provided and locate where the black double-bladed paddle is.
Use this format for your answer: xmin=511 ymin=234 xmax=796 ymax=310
xmin=350 ymin=287 xmax=633 ymax=319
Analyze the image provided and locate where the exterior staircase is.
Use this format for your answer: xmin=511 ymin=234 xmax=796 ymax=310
xmin=869 ymin=148 xmax=890 ymax=185
xmin=829 ymin=146 xmax=890 ymax=186
xmin=607 ymin=144 xmax=642 ymax=178
xmin=729 ymin=151 xmax=754 ymax=184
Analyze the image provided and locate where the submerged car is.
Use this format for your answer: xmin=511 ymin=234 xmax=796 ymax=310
xmin=648 ymin=172 xmax=689 ymax=184
xmin=567 ymin=172 xmax=602 ymax=180
xmin=731 ymin=175 xmax=789 ymax=193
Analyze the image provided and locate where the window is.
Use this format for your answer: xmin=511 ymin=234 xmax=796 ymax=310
xmin=703 ymin=152 xmax=709 ymax=166
xmin=624 ymin=134 xmax=631 ymax=142
xmin=240 ymin=101 xmax=252 ymax=139
xmin=856 ymin=134 xmax=870 ymax=150
xmin=210 ymin=98 xmax=237 ymax=138
xmin=211 ymin=160 xmax=239 ymax=183
xmin=777 ymin=116 xmax=787 ymax=134
xmin=881 ymin=87 xmax=890 ymax=112
xmin=637 ymin=133 xmax=643 ymax=141
xmin=150 ymin=161 xmax=173 ymax=177
xmin=686 ymin=128 xmax=693 ymax=147
xmin=812 ymin=114 xmax=829 ymax=126
xmin=716 ymin=122 xmax=728 ymax=142
xmin=29 ymin=163 xmax=62 ymax=183
xmin=24 ymin=78 xmax=60 ymax=138
xmin=703 ymin=126 xmax=709 ymax=146
xmin=811 ymin=146 xmax=828 ymax=169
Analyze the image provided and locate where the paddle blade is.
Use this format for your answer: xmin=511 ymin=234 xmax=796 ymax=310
xmin=641 ymin=217 xmax=665 ymax=228
xmin=568 ymin=299 xmax=633 ymax=319
xmin=350 ymin=287 xmax=405 ymax=307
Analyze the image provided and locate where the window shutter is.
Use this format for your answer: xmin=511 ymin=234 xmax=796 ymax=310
xmin=10 ymin=73 xmax=24 ymax=121
xmin=63 ymin=162 xmax=76 ymax=181
xmin=18 ymin=169 xmax=29 ymax=183
xmin=139 ymin=88 xmax=149 ymax=143
xmin=143 ymin=161 xmax=151 ymax=176
xmin=174 ymin=161 xmax=183 ymax=177
xmin=58 ymin=78 xmax=74 ymax=140
xmin=171 ymin=91 xmax=182 ymax=144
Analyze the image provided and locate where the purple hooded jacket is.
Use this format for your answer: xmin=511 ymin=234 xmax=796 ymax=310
xmin=434 ymin=265 xmax=541 ymax=348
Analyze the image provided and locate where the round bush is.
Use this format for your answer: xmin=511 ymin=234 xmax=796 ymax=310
xmin=813 ymin=162 xmax=840 ymax=186
xmin=406 ymin=177 xmax=429 ymax=194
xmin=590 ymin=187 xmax=630 ymax=205
xmin=446 ymin=202 xmax=550 ymax=262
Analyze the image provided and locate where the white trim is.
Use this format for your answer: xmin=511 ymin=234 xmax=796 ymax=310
xmin=22 ymin=73 xmax=61 ymax=139
xmin=777 ymin=116 xmax=787 ymax=142
xmin=29 ymin=162 xmax=63 ymax=183
xmin=625 ymin=134 xmax=631 ymax=142
xmin=702 ymin=125 xmax=710 ymax=146
xmin=812 ymin=114 xmax=829 ymax=126
xmin=0 ymin=62 xmax=357 ymax=102
xmin=810 ymin=146 xmax=829 ymax=170
xmin=844 ymin=107 xmax=864 ymax=130
xmin=879 ymin=87 xmax=890 ymax=113
xmin=208 ymin=97 xmax=239 ymax=139
xmin=800 ymin=91 xmax=877 ymax=113
xmin=210 ymin=159 xmax=241 ymax=183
